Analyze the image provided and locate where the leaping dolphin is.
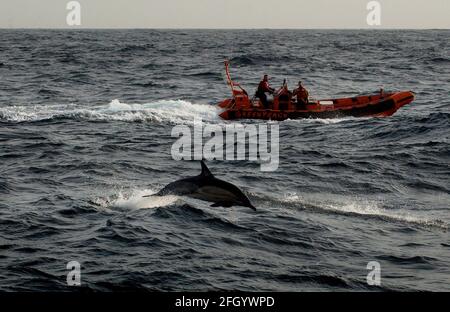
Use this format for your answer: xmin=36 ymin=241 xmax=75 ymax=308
xmin=145 ymin=161 xmax=256 ymax=210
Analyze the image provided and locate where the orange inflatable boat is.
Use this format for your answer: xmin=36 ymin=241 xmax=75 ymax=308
xmin=218 ymin=61 xmax=415 ymax=121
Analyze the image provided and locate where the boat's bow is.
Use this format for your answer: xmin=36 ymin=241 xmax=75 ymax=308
xmin=392 ymin=90 xmax=415 ymax=111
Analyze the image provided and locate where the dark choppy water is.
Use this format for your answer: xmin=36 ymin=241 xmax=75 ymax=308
xmin=0 ymin=30 xmax=449 ymax=291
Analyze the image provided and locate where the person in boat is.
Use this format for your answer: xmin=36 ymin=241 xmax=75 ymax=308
xmin=277 ymin=79 xmax=292 ymax=109
xmin=292 ymin=81 xmax=309 ymax=108
xmin=255 ymin=74 xmax=275 ymax=108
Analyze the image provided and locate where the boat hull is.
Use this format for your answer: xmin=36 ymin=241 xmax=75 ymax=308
xmin=219 ymin=91 xmax=414 ymax=121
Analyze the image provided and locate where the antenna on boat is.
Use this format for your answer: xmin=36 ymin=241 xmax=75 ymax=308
xmin=224 ymin=60 xmax=234 ymax=91
xmin=222 ymin=60 xmax=249 ymax=103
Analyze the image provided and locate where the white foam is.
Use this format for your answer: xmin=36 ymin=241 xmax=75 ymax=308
xmin=109 ymin=188 xmax=179 ymax=210
xmin=286 ymin=116 xmax=369 ymax=125
xmin=103 ymin=99 xmax=222 ymax=124
xmin=0 ymin=99 xmax=222 ymax=124
xmin=280 ymin=193 xmax=448 ymax=229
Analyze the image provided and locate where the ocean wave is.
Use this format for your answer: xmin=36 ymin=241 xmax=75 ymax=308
xmin=0 ymin=179 xmax=13 ymax=193
xmin=320 ymin=201 xmax=447 ymax=229
xmin=415 ymin=112 xmax=449 ymax=124
xmin=276 ymin=193 xmax=448 ymax=230
xmin=230 ymin=54 xmax=293 ymax=66
xmin=118 ymin=44 xmax=152 ymax=53
xmin=187 ymin=71 xmax=223 ymax=80
xmin=377 ymin=254 xmax=439 ymax=265
xmin=424 ymin=56 xmax=450 ymax=64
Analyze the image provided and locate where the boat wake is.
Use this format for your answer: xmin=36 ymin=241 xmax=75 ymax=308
xmin=0 ymin=99 xmax=222 ymax=124
xmin=286 ymin=116 xmax=373 ymax=125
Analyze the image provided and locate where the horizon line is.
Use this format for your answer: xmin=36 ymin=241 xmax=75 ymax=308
xmin=1 ymin=27 xmax=449 ymax=30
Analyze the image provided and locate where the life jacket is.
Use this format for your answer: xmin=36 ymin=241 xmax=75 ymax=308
xmin=257 ymin=80 xmax=271 ymax=93
xmin=296 ymin=87 xmax=309 ymax=101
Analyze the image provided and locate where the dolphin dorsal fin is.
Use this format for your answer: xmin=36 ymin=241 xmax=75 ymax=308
xmin=200 ymin=160 xmax=213 ymax=177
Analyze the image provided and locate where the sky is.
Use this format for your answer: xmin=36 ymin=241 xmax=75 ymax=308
xmin=0 ymin=0 xmax=449 ymax=29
